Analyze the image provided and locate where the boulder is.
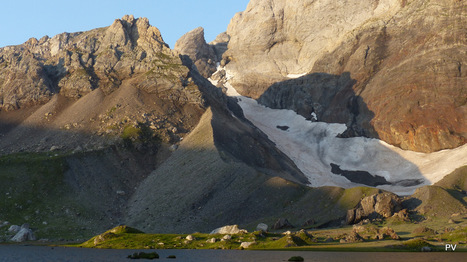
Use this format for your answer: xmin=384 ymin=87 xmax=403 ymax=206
xmin=206 ymin=237 xmax=217 ymax=244
xmin=256 ymin=223 xmax=268 ymax=232
xmin=8 ymin=225 xmax=21 ymax=234
xmin=346 ymin=192 xmax=401 ymax=224
xmin=392 ymin=209 xmax=410 ymax=222
xmin=222 ymin=235 xmax=232 ymax=241
xmin=412 ymin=226 xmax=436 ymax=236
xmin=339 ymin=231 xmax=364 ymax=243
xmin=240 ymin=241 xmax=256 ymax=249
xmin=185 ymin=235 xmax=194 ymax=241
xmin=210 ymin=225 xmax=247 ymax=235
xmin=376 ymin=227 xmax=400 ymax=240
xmin=272 ymin=218 xmax=294 ymax=230
xmin=11 ymin=224 xmax=35 ymax=242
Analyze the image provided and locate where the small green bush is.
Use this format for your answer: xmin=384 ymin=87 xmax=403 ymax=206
xmin=288 ymin=256 xmax=304 ymax=262
xmin=128 ymin=252 xmax=159 ymax=259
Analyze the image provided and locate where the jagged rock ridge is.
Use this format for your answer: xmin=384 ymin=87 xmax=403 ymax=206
xmin=0 ymin=15 xmax=201 ymax=111
xmin=0 ymin=15 xmax=207 ymax=154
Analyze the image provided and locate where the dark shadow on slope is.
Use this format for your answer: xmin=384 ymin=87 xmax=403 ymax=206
xmin=0 ymin=127 xmax=162 ymax=239
xmin=186 ymin=64 xmax=309 ymax=185
xmin=258 ymin=72 xmax=378 ymax=138
xmin=331 ymin=163 xmax=391 ymax=186
xmin=331 ymin=163 xmax=424 ymax=187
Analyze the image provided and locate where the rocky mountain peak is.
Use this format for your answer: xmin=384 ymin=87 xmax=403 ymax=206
xmin=0 ymin=16 xmax=181 ymax=110
xmin=174 ymin=27 xmax=218 ymax=78
xmin=106 ymin=15 xmax=168 ymax=52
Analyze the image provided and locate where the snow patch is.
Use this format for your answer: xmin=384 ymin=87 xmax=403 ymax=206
xmin=214 ymin=67 xmax=467 ymax=195
xmin=287 ymin=73 xmax=308 ymax=79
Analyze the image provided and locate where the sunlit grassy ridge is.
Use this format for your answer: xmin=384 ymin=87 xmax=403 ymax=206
xmin=75 ymin=224 xmax=467 ymax=252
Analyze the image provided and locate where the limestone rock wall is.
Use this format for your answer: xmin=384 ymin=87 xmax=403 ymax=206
xmin=224 ymin=0 xmax=466 ymax=152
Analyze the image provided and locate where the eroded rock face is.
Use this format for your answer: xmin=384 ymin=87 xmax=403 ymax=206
xmin=224 ymin=0 xmax=403 ymax=97
xmin=210 ymin=225 xmax=247 ymax=235
xmin=174 ymin=27 xmax=218 ymax=78
xmin=346 ymin=192 xmax=402 ymax=224
xmin=0 ymin=15 xmax=202 ymax=110
xmin=224 ymin=0 xmax=466 ymax=152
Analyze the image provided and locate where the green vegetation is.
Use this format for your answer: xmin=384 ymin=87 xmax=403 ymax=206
xmin=442 ymin=226 xmax=467 ymax=243
xmin=121 ymin=122 xmax=162 ymax=150
xmin=0 ymin=152 xmax=96 ymax=240
xmin=128 ymin=252 xmax=159 ymax=259
xmin=288 ymin=256 xmax=304 ymax=262
xmin=396 ymin=238 xmax=436 ymax=251
xmin=73 ymin=225 xmax=467 ymax=252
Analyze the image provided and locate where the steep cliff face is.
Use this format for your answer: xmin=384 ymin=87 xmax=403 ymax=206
xmin=224 ymin=0 xmax=466 ymax=152
xmin=174 ymin=27 xmax=218 ymax=78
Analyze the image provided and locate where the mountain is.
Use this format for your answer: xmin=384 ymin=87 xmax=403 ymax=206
xmin=223 ymin=0 xmax=466 ymax=153
xmin=0 ymin=0 xmax=466 ymax=240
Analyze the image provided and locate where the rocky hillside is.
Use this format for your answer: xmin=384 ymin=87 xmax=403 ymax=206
xmin=0 ymin=1 xmax=466 ymax=241
xmin=223 ymin=0 xmax=466 ymax=152
xmin=0 ymin=15 xmax=311 ymax=238
xmin=0 ymin=15 xmax=206 ymax=154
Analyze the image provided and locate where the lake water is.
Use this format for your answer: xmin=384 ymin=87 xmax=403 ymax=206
xmin=0 ymin=245 xmax=464 ymax=262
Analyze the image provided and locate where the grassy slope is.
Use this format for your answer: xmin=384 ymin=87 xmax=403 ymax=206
xmin=0 ymin=147 xmax=160 ymax=241
xmin=0 ymin=152 xmax=96 ymax=240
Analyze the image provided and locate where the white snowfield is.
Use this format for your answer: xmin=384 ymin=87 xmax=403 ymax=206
xmin=211 ymin=68 xmax=467 ymax=195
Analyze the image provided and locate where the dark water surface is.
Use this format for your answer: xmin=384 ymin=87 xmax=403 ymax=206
xmin=0 ymin=245 xmax=464 ymax=262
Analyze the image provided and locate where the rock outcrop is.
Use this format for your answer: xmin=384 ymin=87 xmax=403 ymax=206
xmin=346 ymin=192 xmax=402 ymax=224
xmin=174 ymin=27 xmax=218 ymax=78
xmin=0 ymin=15 xmax=179 ymax=108
xmin=210 ymin=225 xmax=247 ymax=235
xmin=10 ymin=224 xmax=35 ymax=242
xmin=224 ymin=0 xmax=466 ymax=152
xmin=339 ymin=231 xmax=364 ymax=243
xmin=272 ymin=218 xmax=294 ymax=230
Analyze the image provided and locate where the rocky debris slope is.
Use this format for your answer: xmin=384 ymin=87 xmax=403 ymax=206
xmin=224 ymin=0 xmax=466 ymax=152
xmin=0 ymin=15 xmax=206 ymax=154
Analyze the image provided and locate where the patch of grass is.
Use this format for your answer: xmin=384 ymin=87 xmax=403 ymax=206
xmin=338 ymin=187 xmax=380 ymax=210
xmin=400 ymin=238 xmax=436 ymax=251
xmin=441 ymin=226 xmax=467 ymax=243
xmin=73 ymin=225 xmax=467 ymax=252
xmin=121 ymin=125 xmax=140 ymax=140
xmin=106 ymin=106 xmax=117 ymax=117
xmin=121 ymin=122 xmax=162 ymax=150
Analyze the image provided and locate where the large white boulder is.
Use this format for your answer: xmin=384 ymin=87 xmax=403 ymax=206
xmin=210 ymin=225 xmax=247 ymax=235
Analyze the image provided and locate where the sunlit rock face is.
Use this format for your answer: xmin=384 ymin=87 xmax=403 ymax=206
xmin=224 ymin=0 xmax=466 ymax=152
xmin=174 ymin=27 xmax=218 ymax=78
xmin=0 ymin=15 xmax=199 ymax=109
xmin=0 ymin=15 xmax=206 ymax=154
